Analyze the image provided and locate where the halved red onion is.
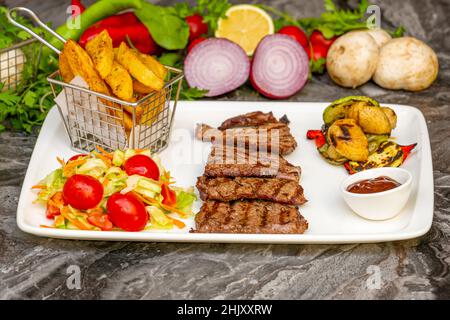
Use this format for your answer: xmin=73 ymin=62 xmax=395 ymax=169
xmin=250 ymin=34 xmax=309 ymax=99
xmin=184 ymin=38 xmax=250 ymax=97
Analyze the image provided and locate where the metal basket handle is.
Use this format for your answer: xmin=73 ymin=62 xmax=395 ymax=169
xmin=7 ymin=7 xmax=66 ymax=55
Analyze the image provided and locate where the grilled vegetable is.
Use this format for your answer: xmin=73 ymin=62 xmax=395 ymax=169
xmin=345 ymin=141 xmax=417 ymax=174
xmin=323 ymin=96 xmax=379 ymax=126
xmin=346 ymin=103 xmax=393 ymax=135
xmin=327 ymin=119 xmax=368 ymax=162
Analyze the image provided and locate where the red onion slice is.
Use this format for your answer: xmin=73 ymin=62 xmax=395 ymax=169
xmin=184 ymin=38 xmax=250 ymax=97
xmin=250 ymin=34 xmax=309 ymax=99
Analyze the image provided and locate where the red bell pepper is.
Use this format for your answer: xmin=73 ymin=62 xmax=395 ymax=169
xmin=161 ymin=183 xmax=177 ymax=207
xmin=71 ymin=0 xmax=85 ymax=17
xmin=306 ymin=129 xmax=326 ymax=148
xmin=401 ymin=143 xmax=417 ymax=161
xmin=78 ymin=12 xmax=159 ymax=55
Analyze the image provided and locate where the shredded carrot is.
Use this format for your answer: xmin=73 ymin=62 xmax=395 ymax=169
xmin=102 ymin=178 xmax=110 ymax=188
xmin=56 ymin=157 xmax=65 ymax=166
xmin=31 ymin=185 xmax=47 ymax=189
xmin=40 ymin=225 xmax=54 ymax=228
xmin=92 ymin=151 xmax=112 ymax=166
xmin=96 ymin=146 xmax=113 ymax=159
xmin=168 ymin=216 xmax=186 ymax=229
xmin=60 ymin=207 xmax=91 ymax=230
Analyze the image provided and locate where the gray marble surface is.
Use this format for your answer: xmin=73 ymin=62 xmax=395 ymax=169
xmin=0 ymin=0 xmax=449 ymax=300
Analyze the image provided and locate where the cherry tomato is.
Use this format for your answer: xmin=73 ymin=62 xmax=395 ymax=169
xmin=309 ymin=30 xmax=337 ymax=48
xmin=187 ymin=36 xmax=207 ymax=53
xmin=185 ymin=14 xmax=208 ymax=41
xmin=63 ymin=174 xmax=104 ymax=210
xmin=68 ymin=154 xmax=88 ymax=162
xmin=161 ymin=183 xmax=177 ymax=206
xmin=87 ymin=213 xmax=113 ymax=231
xmin=311 ymin=44 xmax=329 ymax=61
xmin=123 ymin=154 xmax=160 ymax=180
xmin=106 ymin=193 xmax=148 ymax=231
xmin=278 ymin=26 xmax=310 ymax=59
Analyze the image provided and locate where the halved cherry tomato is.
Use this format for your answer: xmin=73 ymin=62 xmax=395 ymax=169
xmin=161 ymin=183 xmax=177 ymax=206
xmin=278 ymin=26 xmax=310 ymax=59
xmin=87 ymin=212 xmax=113 ymax=231
xmin=185 ymin=14 xmax=208 ymax=41
xmin=106 ymin=192 xmax=148 ymax=231
xmin=63 ymin=174 xmax=104 ymax=210
xmin=68 ymin=154 xmax=88 ymax=162
xmin=123 ymin=154 xmax=160 ymax=180
xmin=187 ymin=36 xmax=207 ymax=53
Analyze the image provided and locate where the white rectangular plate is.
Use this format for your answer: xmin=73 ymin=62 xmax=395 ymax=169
xmin=17 ymin=101 xmax=434 ymax=243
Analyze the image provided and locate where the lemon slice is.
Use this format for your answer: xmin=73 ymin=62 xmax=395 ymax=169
xmin=215 ymin=5 xmax=274 ymax=55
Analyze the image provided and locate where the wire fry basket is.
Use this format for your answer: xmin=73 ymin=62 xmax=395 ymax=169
xmin=7 ymin=7 xmax=184 ymax=154
xmin=0 ymin=38 xmax=41 ymax=92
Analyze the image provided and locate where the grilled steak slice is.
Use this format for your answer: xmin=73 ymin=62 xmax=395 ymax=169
xmin=204 ymin=145 xmax=301 ymax=181
xmin=218 ymin=111 xmax=279 ymax=130
xmin=193 ymin=200 xmax=308 ymax=234
xmin=197 ymin=176 xmax=307 ymax=205
xmin=196 ymin=122 xmax=297 ymax=155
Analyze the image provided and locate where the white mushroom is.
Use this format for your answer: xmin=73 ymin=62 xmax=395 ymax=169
xmin=373 ymin=37 xmax=439 ymax=91
xmin=326 ymin=31 xmax=379 ymax=88
xmin=365 ymin=28 xmax=392 ymax=48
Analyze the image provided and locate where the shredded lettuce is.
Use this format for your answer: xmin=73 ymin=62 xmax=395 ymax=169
xmin=36 ymin=168 xmax=66 ymax=203
xmin=146 ymin=206 xmax=173 ymax=229
xmin=121 ymin=175 xmax=162 ymax=199
xmin=174 ymin=187 xmax=197 ymax=215
xmin=112 ymin=149 xmax=125 ymax=166
xmin=76 ymin=158 xmax=108 ymax=178
xmin=102 ymin=167 xmax=128 ymax=196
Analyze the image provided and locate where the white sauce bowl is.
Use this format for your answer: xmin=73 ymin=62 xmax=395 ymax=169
xmin=340 ymin=167 xmax=413 ymax=220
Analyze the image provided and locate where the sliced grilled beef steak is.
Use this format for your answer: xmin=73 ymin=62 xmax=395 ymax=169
xmin=196 ymin=121 xmax=297 ymax=155
xmin=204 ymin=145 xmax=301 ymax=181
xmin=218 ymin=111 xmax=279 ymax=130
xmin=197 ymin=176 xmax=307 ymax=205
xmin=193 ymin=200 xmax=308 ymax=234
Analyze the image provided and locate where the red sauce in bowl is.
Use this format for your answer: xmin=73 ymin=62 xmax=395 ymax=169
xmin=347 ymin=176 xmax=401 ymax=194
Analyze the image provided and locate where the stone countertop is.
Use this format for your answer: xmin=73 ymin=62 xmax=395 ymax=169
xmin=0 ymin=0 xmax=449 ymax=299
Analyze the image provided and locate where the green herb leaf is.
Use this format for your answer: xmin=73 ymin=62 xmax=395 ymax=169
xmin=390 ymin=25 xmax=405 ymax=38
xmin=135 ymin=2 xmax=190 ymax=50
xmin=158 ymin=53 xmax=183 ymax=68
xmin=195 ymin=0 xmax=232 ymax=33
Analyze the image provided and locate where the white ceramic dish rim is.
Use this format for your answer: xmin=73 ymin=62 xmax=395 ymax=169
xmin=16 ymin=101 xmax=434 ymax=244
xmin=340 ymin=167 xmax=412 ymax=198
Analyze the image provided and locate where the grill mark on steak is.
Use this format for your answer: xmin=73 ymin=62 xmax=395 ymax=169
xmin=196 ymin=176 xmax=307 ymax=205
xmin=204 ymin=145 xmax=301 ymax=181
xmin=192 ymin=200 xmax=308 ymax=234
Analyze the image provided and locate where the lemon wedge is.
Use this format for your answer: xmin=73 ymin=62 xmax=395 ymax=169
xmin=215 ymin=5 xmax=274 ymax=55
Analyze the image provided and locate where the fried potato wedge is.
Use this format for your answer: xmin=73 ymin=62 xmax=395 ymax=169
xmin=115 ymin=42 xmax=164 ymax=91
xmin=62 ymin=40 xmax=111 ymax=96
xmin=59 ymin=49 xmax=74 ymax=82
xmin=132 ymin=80 xmax=154 ymax=95
xmin=85 ymin=30 xmax=114 ymax=79
xmin=140 ymin=90 xmax=166 ymax=126
xmin=105 ymin=62 xmax=133 ymax=101
xmin=136 ymin=51 xmax=168 ymax=80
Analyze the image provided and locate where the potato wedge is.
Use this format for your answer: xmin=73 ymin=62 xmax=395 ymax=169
xmin=105 ymin=62 xmax=133 ymax=101
xmin=115 ymin=42 xmax=164 ymax=91
xmin=381 ymin=107 xmax=397 ymax=130
xmin=133 ymin=80 xmax=154 ymax=95
xmin=140 ymin=90 xmax=166 ymax=126
xmin=85 ymin=30 xmax=114 ymax=79
xmin=327 ymin=119 xmax=368 ymax=162
xmin=62 ymin=40 xmax=111 ymax=96
xmin=59 ymin=49 xmax=74 ymax=83
xmin=136 ymin=51 xmax=168 ymax=80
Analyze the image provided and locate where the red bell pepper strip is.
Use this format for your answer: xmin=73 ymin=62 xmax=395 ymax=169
xmin=400 ymin=143 xmax=417 ymax=161
xmin=71 ymin=0 xmax=85 ymax=17
xmin=306 ymin=129 xmax=326 ymax=148
xmin=87 ymin=212 xmax=113 ymax=231
xmin=78 ymin=12 xmax=159 ymax=55
xmin=161 ymin=183 xmax=177 ymax=207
